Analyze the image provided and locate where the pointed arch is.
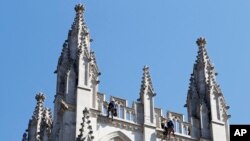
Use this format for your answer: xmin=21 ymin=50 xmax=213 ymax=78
xmin=99 ymin=131 xmax=132 ymax=141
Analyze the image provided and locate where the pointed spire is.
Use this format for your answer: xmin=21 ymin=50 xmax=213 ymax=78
xmin=57 ymin=3 xmax=92 ymax=70
xmin=138 ymin=65 xmax=156 ymax=101
xmin=56 ymin=3 xmax=95 ymax=76
xmin=193 ymin=37 xmax=216 ymax=85
xmin=72 ymin=4 xmax=84 ymax=27
xmin=74 ymin=4 xmax=89 ymax=35
xmin=186 ymin=37 xmax=227 ymax=109
xmin=71 ymin=4 xmax=88 ymax=32
xmin=26 ymin=92 xmax=52 ymax=141
xmin=71 ymin=3 xmax=90 ymax=55
xmin=141 ymin=65 xmax=155 ymax=94
xmin=186 ymin=38 xmax=230 ymax=139
xmin=32 ymin=92 xmax=45 ymax=119
xmin=195 ymin=37 xmax=210 ymax=68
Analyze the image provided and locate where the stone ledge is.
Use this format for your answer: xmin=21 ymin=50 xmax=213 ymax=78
xmin=211 ymin=120 xmax=225 ymax=125
xmin=97 ymin=114 xmax=142 ymax=131
xmin=77 ymin=86 xmax=91 ymax=91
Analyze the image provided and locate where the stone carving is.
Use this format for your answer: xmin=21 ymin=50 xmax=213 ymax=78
xmin=196 ymin=37 xmax=207 ymax=48
xmin=77 ymin=108 xmax=94 ymax=141
xmin=25 ymin=92 xmax=52 ymax=141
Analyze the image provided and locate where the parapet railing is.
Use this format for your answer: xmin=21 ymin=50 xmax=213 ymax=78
xmin=97 ymin=93 xmax=136 ymax=123
xmin=97 ymin=93 xmax=192 ymax=137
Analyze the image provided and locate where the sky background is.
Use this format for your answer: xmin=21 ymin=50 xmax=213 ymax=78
xmin=1 ymin=0 xmax=250 ymax=140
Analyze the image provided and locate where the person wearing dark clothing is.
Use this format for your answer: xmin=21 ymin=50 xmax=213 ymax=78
xmin=166 ymin=119 xmax=175 ymax=139
xmin=167 ymin=120 xmax=174 ymax=128
xmin=108 ymin=101 xmax=115 ymax=109
xmin=107 ymin=100 xmax=117 ymax=121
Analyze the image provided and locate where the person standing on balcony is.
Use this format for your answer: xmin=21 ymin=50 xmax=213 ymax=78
xmin=107 ymin=98 xmax=117 ymax=121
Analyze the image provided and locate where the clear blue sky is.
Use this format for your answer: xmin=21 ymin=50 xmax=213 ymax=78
xmin=1 ymin=0 xmax=250 ymax=140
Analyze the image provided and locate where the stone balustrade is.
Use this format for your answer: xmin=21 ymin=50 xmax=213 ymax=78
xmin=167 ymin=111 xmax=191 ymax=136
xmin=97 ymin=93 xmax=137 ymax=123
xmin=97 ymin=93 xmax=192 ymax=138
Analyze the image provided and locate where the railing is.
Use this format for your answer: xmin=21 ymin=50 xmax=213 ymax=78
xmin=167 ymin=111 xmax=191 ymax=136
xmin=97 ymin=93 xmax=192 ymax=137
xmin=97 ymin=93 xmax=136 ymax=123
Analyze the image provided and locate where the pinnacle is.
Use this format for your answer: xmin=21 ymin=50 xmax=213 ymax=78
xmin=70 ymin=3 xmax=90 ymax=55
xmin=142 ymin=65 xmax=150 ymax=85
xmin=139 ymin=65 xmax=155 ymax=97
xmin=195 ymin=37 xmax=210 ymax=69
xmin=187 ymin=38 xmax=222 ymax=104
xmin=143 ymin=65 xmax=149 ymax=70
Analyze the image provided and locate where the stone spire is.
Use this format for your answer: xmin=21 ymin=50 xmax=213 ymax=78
xmin=52 ymin=4 xmax=100 ymax=141
xmin=195 ymin=37 xmax=211 ymax=79
xmin=72 ymin=4 xmax=87 ymax=31
xmin=70 ymin=3 xmax=90 ymax=58
xmin=32 ymin=93 xmax=45 ymax=119
xmin=185 ymin=37 xmax=230 ymax=140
xmin=138 ymin=65 xmax=156 ymax=102
xmin=56 ymin=4 xmax=93 ymax=74
xmin=187 ymin=37 xmax=218 ymax=105
xmin=25 ymin=92 xmax=52 ymax=141
xmin=138 ymin=65 xmax=157 ymax=138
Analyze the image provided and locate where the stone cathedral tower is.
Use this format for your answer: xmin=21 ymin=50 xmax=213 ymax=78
xmin=52 ymin=4 xmax=100 ymax=141
xmin=22 ymin=4 xmax=230 ymax=141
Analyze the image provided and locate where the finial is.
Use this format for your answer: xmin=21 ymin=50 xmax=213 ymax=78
xmin=143 ymin=65 xmax=149 ymax=71
xmin=35 ymin=92 xmax=45 ymax=102
xmin=75 ymin=4 xmax=85 ymax=14
xmin=196 ymin=37 xmax=207 ymax=48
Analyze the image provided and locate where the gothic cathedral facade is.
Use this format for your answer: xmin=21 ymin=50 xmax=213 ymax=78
xmin=22 ymin=4 xmax=230 ymax=141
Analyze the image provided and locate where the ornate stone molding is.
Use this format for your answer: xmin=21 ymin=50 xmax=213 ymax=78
xmin=77 ymin=108 xmax=94 ymax=141
xmin=196 ymin=37 xmax=206 ymax=47
xmin=97 ymin=114 xmax=142 ymax=132
xmin=98 ymin=131 xmax=132 ymax=141
xmin=61 ymin=99 xmax=76 ymax=112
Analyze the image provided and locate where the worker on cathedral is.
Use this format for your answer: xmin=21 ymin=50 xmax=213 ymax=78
xmin=107 ymin=98 xmax=117 ymax=121
xmin=166 ymin=118 xmax=175 ymax=139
